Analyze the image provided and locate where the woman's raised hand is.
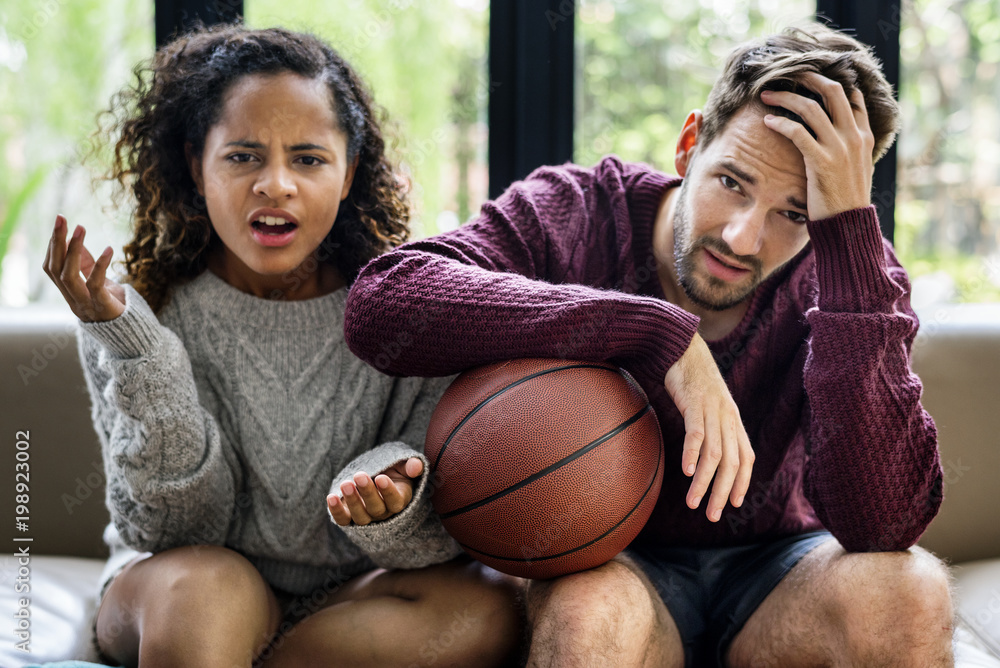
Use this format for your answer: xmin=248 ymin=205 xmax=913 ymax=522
xmin=43 ymin=215 xmax=126 ymax=323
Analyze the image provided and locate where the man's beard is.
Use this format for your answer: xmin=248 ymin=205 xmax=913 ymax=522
xmin=672 ymin=183 xmax=765 ymax=312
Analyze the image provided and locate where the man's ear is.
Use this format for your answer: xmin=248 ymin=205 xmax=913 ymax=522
xmin=340 ymin=154 xmax=360 ymax=202
xmin=675 ymin=110 xmax=703 ymax=178
xmin=185 ymin=142 xmax=205 ymax=196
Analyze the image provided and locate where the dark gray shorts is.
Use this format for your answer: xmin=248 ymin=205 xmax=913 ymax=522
xmin=626 ymin=530 xmax=833 ymax=667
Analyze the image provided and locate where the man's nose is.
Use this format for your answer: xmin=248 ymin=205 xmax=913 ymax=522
xmin=721 ymin=207 xmax=765 ymax=257
xmin=254 ymin=161 xmax=297 ymax=200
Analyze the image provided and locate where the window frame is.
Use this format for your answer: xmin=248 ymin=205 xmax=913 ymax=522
xmin=153 ymin=0 xmax=898 ymax=237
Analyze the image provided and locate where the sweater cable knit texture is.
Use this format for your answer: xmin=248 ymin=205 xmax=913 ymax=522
xmin=79 ymin=270 xmax=460 ymax=596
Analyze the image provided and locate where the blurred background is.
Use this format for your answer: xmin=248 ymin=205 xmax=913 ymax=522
xmin=1 ymin=0 xmax=998 ymax=310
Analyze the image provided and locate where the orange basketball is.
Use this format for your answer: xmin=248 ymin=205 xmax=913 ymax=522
xmin=425 ymin=358 xmax=664 ymax=579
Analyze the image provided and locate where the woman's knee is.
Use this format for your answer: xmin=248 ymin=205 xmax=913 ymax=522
xmin=98 ymin=545 xmax=280 ymax=662
xmin=151 ymin=546 xmax=268 ymax=601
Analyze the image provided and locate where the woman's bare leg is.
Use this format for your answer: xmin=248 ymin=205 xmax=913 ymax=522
xmin=95 ymin=545 xmax=282 ymax=668
xmin=260 ymin=557 xmax=525 ymax=668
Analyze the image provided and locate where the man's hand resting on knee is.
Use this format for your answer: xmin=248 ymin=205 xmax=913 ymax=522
xmin=327 ymin=457 xmax=423 ymax=526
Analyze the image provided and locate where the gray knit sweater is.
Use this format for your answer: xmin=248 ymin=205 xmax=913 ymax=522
xmin=78 ymin=270 xmax=461 ymax=595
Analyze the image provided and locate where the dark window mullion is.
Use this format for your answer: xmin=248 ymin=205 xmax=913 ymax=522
xmin=155 ymin=0 xmax=243 ymax=48
xmin=488 ymin=1 xmax=575 ymax=199
xmin=816 ymin=0 xmax=900 ymax=241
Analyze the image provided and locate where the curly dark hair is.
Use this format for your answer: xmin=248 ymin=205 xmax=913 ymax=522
xmin=100 ymin=23 xmax=409 ymax=311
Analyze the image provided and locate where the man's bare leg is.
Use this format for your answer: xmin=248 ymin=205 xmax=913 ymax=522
xmin=523 ymin=554 xmax=685 ymax=668
xmin=260 ymin=557 xmax=524 ymax=668
xmin=727 ymin=539 xmax=954 ymax=667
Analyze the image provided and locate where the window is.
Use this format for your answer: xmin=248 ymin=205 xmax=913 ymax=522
xmin=895 ymin=0 xmax=1000 ymax=304
xmin=576 ymin=0 xmax=817 ymax=169
xmin=0 ymin=0 xmax=154 ymax=307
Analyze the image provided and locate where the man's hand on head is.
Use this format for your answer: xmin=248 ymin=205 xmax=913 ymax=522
xmin=760 ymin=71 xmax=876 ymax=222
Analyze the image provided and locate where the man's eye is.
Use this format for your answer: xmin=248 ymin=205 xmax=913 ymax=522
xmin=785 ymin=211 xmax=809 ymax=223
xmin=721 ymin=175 xmax=741 ymax=191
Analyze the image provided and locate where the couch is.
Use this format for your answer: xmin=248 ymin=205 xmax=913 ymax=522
xmin=1 ymin=304 xmax=999 ymax=666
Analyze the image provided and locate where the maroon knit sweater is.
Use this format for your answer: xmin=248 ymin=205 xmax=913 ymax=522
xmin=344 ymin=156 xmax=942 ymax=552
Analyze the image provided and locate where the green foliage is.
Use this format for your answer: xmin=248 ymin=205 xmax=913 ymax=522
xmin=896 ymin=199 xmax=1000 ymax=303
xmin=0 ymin=0 xmax=153 ymax=299
xmin=894 ymin=0 xmax=1000 ymax=302
xmin=0 ymin=166 xmax=48 ymax=285
xmin=575 ymin=0 xmax=815 ymax=170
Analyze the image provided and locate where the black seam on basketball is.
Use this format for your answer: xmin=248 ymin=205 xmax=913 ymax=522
xmin=432 ymin=363 xmax=620 ymax=471
xmin=457 ymin=431 xmax=662 ymax=563
xmin=439 ymin=402 xmax=652 ymax=520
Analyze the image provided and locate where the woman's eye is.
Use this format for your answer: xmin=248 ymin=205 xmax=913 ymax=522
xmin=228 ymin=153 xmax=256 ymax=164
xmin=298 ymin=156 xmax=324 ymax=166
xmin=721 ymin=175 xmax=741 ymax=191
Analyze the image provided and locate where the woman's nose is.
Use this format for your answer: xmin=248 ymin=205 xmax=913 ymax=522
xmin=254 ymin=162 xmax=297 ymax=200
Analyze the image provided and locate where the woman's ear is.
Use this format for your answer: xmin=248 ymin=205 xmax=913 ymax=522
xmin=340 ymin=154 xmax=360 ymax=202
xmin=184 ymin=142 xmax=205 ymax=196
xmin=674 ymin=110 xmax=703 ymax=178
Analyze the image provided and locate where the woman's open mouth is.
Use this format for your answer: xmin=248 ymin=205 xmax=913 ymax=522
xmin=251 ymin=216 xmax=298 ymax=247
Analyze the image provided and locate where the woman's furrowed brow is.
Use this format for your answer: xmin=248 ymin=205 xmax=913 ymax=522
xmin=224 ymin=140 xmax=331 ymax=152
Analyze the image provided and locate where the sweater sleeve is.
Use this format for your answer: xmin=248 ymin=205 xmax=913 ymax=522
xmin=801 ymin=206 xmax=942 ymax=552
xmin=344 ymin=160 xmax=700 ymax=382
xmin=329 ymin=376 xmax=462 ymax=569
xmin=78 ymin=285 xmax=236 ymax=552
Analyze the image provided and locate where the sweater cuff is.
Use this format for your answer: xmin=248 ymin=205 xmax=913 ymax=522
xmin=329 ymin=442 xmax=434 ymax=556
xmin=613 ymin=298 xmax=700 ymax=379
xmin=806 ymin=206 xmax=901 ymax=313
xmin=79 ymin=285 xmax=164 ymax=359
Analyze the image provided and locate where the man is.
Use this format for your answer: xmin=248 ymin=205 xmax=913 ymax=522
xmin=343 ymin=23 xmax=953 ymax=667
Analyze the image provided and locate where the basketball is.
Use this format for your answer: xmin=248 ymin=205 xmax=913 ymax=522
xmin=425 ymin=358 xmax=664 ymax=579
